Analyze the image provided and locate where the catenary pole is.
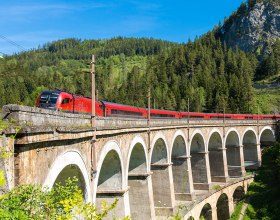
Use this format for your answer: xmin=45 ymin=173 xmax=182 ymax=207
xmin=91 ymin=54 xmax=97 ymax=180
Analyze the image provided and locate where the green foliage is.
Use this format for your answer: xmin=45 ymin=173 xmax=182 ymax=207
xmin=244 ymin=204 xmax=257 ymax=219
xmin=169 ymin=205 xmax=186 ymax=220
xmin=253 ymin=86 xmax=280 ymax=114
xmin=0 ymin=113 xmax=9 ymax=132
xmin=0 ymin=170 xmax=6 ymax=188
xmin=229 ymin=199 xmax=245 ymax=220
xmin=243 ymin=141 xmax=280 ymax=220
xmin=256 ymin=39 xmax=280 ymax=80
xmin=212 ymin=185 xmax=221 ymax=190
xmin=0 ymin=177 xmax=128 ymax=220
xmin=256 ymin=141 xmax=280 ymax=185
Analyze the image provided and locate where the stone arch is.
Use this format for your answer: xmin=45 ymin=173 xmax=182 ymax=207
xmin=190 ymin=130 xmax=210 ymax=190
xmin=94 ymin=140 xmax=127 ymax=218
xmin=206 ymin=129 xmax=223 ymax=152
xmin=150 ymin=132 xmax=169 ymax=164
xmin=150 ymin=132 xmax=174 ymax=210
xmin=190 ymin=129 xmax=206 ymax=153
xmin=171 ymin=130 xmax=188 ymax=157
xmin=225 ymin=129 xmax=243 ymax=177
xmin=200 ymin=203 xmax=212 ymax=220
xmin=171 ymin=130 xmax=193 ymax=201
xmin=43 ymin=150 xmax=91 ymax=202
xmin=225 ymin=128 xmax=241 ymax=145
xmin=216 ymin=193 xmax=230 ymax=220
xmin=242 ymin=128 xmax=259 ymax=170
xmin=232 ymin=186 xmax=245 ymax=206
xmin=126 ymin=136 xmax=149 ymax=176
xmin=259 ymin=126 xmax=276 ymax=148
xmin=127 ymin=136 xmax=153 ymax=220
xmin=207 ymin=130 xmax=227 ymax=182
xmin=242 ymin=128 xmax=258 ymax=145
xmin=95 ymin=141 xmax=124 ymax=191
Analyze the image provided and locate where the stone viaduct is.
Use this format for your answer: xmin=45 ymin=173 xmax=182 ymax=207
xmin=1 ymin=105 xmax=279 ymax=220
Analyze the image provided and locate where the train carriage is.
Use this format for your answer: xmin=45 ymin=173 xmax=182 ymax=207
xmin=36 ymin=90 xmax=280 ymax=121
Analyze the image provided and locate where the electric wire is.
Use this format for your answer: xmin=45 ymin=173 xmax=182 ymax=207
xmin=0 ymin=34 xmax=26 ymax=52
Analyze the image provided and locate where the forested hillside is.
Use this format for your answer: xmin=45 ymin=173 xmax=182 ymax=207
xmin=0 ymin=35 xmax=258 ymax=113
xmin=0 ymin=0 xmax=279 ymax=114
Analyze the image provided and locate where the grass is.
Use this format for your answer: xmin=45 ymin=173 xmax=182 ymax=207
xmin=254 ymin=87 xmax=280 ymax=114
xmin=229 ymin=199 xmax=245 ymax=220
xmin=246 ymin=171 xmax=255 ymax=176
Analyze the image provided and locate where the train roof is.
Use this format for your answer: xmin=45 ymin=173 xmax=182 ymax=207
xmin=101 ymin=101 xmax=142 ymax=108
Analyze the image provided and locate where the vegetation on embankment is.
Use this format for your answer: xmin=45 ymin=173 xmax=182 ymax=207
xmin=229 ymin=199 xmax=245 ymax=220
xmin=254 ymin=87 xmax=280 ymax=114
xmin=234 ymin=141 xmax=280 ymax=220
xmin=243 ymin=141 xmax=280 ymax=220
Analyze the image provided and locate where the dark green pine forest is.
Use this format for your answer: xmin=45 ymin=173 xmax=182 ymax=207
xmin=0 ymin=0 xmax=279 ymax=114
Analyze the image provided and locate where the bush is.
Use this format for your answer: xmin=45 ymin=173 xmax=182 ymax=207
xmin=0 ymin=177 xmax=127 ymax=220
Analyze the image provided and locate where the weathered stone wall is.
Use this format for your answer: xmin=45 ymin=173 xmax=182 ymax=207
xmin=0 ymin=136 xmax=14 ymax=193
xmin=2 ymin=104 xmax=91 ymax=127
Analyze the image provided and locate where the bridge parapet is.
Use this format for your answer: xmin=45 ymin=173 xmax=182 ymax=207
xmin=1 ymin=105 xmax=276 ymax=132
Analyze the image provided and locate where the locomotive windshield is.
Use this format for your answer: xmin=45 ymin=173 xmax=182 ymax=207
xmin=38 ymin=91 xmax=59 ymax=109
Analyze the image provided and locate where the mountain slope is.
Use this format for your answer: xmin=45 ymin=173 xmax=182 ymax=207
xmin=216 ymin=0 xmax=280 ymax=53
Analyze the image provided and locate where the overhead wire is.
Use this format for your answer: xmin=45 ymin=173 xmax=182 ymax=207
xmin=0 ymin=34 xmax=26 ymax=52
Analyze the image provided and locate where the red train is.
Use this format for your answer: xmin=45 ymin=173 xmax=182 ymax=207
xmin=36 ymin=90 xmax=280 ymax=120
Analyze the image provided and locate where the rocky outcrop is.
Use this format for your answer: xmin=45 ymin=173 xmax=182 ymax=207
xmin=218 ymin=1 xmax=280 ymax=53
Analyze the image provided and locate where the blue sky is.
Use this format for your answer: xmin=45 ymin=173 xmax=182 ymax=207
xmin=0 ymin=0 xmax=245 ymax=55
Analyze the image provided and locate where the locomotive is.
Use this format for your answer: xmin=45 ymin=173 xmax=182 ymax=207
xmin=36 ymin=90 xmax=280 ymax=120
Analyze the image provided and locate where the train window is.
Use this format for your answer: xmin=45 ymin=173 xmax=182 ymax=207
xmin=150 ymin=113 xmax=175 ymax=118
xmin=182 ymin=115 xmax=203 ymax=118
xmin=39 ymin=93 xmax=59 ymax=104
xmin=62 ymin=98 xmax=71 ymax=104
xmin=111 ymin=109 xmax=143 ymax=116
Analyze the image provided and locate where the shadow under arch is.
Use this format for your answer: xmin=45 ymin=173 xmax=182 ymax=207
xmin=190 ymin=132 xmax=210 ymax=190
xmin=242 ymin=129 xmax=259 ymax=170
xmin=225 ymin=130 xmax=243 ymax=177
xmin=216 ymin=193 xmax=230 ymax=220
xmin=259 ymin=127 xmax=275 ymax=149
xmin=53 ymin=164 xmax=86 ymax=198
xmin=200 ymin=203 xmax=212 ymax=220
xmin=208 ymin=130 xmax=227 ymax=182
xmin=233 ymin=186 xmax=245 ymax=207
xmin=94 ymin=141 xmax=127 ymax=219
xmin=150 ymin=137 xmax=174 ymax=211
xmin=171 ymin=134 xmax=193 ymax=201
xmin=127 ymin=138 xmax=153 ymax=220
xmin=43 ymin=150 xmax=91 ymax=202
